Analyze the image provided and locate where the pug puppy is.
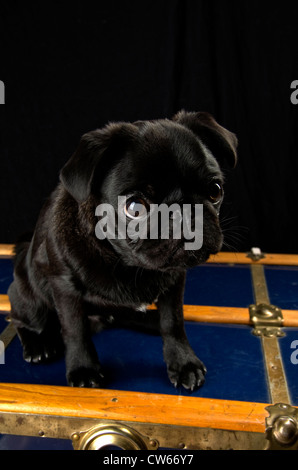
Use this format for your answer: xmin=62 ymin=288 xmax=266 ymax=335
xmin=8 ymin=111 xmax=237 ymax=391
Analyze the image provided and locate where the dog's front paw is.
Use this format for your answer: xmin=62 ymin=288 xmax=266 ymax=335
xmin=21 ymin=330 xmax=64 ymax=364
xmin=164 ymin=342 xmax=207 ymax=391
xmin=168 ymin=359 xmax=207 ymax=391
xmin=67 ymin=366 xmax=105 ymax=388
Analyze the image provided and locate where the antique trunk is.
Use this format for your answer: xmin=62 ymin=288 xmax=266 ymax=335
xmin=0 ymin=244 xmax=298 ymax=450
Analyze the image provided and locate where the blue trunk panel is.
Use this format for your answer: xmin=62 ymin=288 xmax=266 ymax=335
xmin=0 ymin=322 xmax=269 ymax=403
xmin=265 ymin=265 xmax=298 ymax=310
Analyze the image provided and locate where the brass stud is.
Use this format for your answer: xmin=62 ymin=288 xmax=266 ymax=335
xmin=272 ymin=416 xmax=298 ymax=446
xmin=149 ymin=439 xmax=158 ymax=448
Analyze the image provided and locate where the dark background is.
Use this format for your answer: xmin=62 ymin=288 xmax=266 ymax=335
xmin=1 ymin=1 xmax=298 ymax=253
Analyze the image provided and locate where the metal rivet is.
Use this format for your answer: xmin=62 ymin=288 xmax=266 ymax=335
xmin=273 ymin=416 xmax=298 ymax=446
xmin=149 ymin=439 xmax=158 ymax=448
xmin=72 ymin=433 xmax=80 ymax=441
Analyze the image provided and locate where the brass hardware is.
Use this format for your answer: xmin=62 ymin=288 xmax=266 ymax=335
xmin=265 ymin=403 xmax=298 ymax=449
xmin=250 ymin=264 xmax=270 ymax=305
xmin=71 ymin=423 xmax=152 ymax=450
xmin=250 ymin=264 xmax=290 ymax=405
xmin=249 ymin=303 xmax=284 ymax=338
xmin=247 ymin=247 xmax=265 ymax=262
xmin=0 ymin=322 xmax=16 ymax=349
xmin=0 ymin=411 xmax=267 ymax=450
xmin=261 ymin=336 xmax=291 ymax=404
xmin=149 ymin=439 xmax=158 ymax=448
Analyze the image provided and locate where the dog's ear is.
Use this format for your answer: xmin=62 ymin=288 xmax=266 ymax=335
xmin=172 ymin=110 xmax=237 ymax=168
xmin=60 ymin=123 xmax=137 ymax=203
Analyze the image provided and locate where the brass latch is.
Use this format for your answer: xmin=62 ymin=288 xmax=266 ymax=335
xmin=71 ymin=423 xmax=158 ymax=450
xmin=249 ymin=303 xmax=285 ymax=338
xmin=265 ymin=403 xmax=298 ymax=449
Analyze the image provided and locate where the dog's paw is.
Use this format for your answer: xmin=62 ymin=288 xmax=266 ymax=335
xmin=22 ymin=333 xmax=64 ymax=364
xmin=67 ymin=366 xmax=105 ymax=388
xmin=167 ymin=357 xmax=207 ymax=391
xmin=164 ymin=340 xmax=207 ymax=391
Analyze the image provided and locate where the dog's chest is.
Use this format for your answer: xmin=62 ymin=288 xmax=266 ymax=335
xmin=84 ymin=267 xmax=173 ymax=307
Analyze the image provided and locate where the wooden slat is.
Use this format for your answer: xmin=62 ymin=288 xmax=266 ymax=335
xmin=1 ymin=296 xmax=297 ymax=327
xmin=183 ymin=305 xmax=249 ymax=324
xmin=1 ymin=244 xmax=298 ymax=265
xmin=0 ymin=244 xmax=14 ymax=258
xmin=208 ymin=252 xmax=298 ymax=266
xmin=187 ymin=305 xmax=298 ymax=327
xmin=0 ymin=295 xmax=11 ymax=313
xmin=280 ymin=309 xmax=298 ymax=327
xmin=0 ymin=383 xmax=269 ymax=433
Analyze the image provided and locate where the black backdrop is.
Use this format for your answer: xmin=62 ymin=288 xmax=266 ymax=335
xmin=1 ymin=1 xmax=298 ymax=253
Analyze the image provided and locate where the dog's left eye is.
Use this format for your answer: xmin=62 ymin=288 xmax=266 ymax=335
xmin=124 ymin=199 xmax=148 ymax=219
xmin=208 ymin=182 xmax=223 ymax=204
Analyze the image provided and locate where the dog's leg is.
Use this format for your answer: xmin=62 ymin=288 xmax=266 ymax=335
xmin=157 ymin=272 xmax=206 ymax=391
xmin=8 ymin=281 xmax=64 ymax=363
xmin=52 ymin=288 xmax=104 ymax=388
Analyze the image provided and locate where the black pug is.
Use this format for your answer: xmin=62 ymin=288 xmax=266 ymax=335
xmin=8 ymin=111 xmax=237 ymax=391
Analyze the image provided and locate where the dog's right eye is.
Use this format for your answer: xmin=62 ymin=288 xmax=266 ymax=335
xmin=208 ymin=181 xmax=223 ymax=205
xmin=124 ymin=199 xmax=148 ymax=219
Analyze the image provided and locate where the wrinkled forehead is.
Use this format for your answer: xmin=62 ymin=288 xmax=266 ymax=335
xmin=102 ymin=121 xmax=223 ymax=201
xmin=136 ymin=120 xmax=221 ymax=174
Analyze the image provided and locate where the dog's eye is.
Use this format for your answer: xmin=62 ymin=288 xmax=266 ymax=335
xmin=124 ymin=199 xmax=148 ymax=219
xmin=208 ymin=182 xmax=223 ymax=204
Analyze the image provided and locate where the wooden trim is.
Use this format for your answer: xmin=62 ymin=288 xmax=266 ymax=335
xmin=0 ymin=295 xmax=11 ymax=313
xmin=0 ymin=244 xmax=14 ymax=258
xmin=1 ymin=296 xmax=297 ymax=327
xmin=279 ymin=309 xmax=298 ymax=328
xmin=187 ymin=305 xmax=298 ymax=328
xmin=184 ymin=305 xmax=292 ymax=326
xmin=0 ymin=383 xmax=269 ymax=433
xmin=1 ymin=244 xmax=298 ymax=265
xmin=208 ymin=252 xmax=298 ymax=266
xmin=183 ymin=305 xmax=250 ymax=324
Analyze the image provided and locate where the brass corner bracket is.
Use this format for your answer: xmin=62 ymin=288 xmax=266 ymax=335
xmin=265 ymin=403 xmax=298 ymax=449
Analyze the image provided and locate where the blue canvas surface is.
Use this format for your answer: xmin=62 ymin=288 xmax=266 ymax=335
xmin=0 ymin=321 xmax=269 ymax=403
xmin=279 ymin=328 xmax=298 ymax=406
xmin=265 ymin=265 xmax=298 ymax=310
xmin=185 ymin=264 xmax=254 ymax=307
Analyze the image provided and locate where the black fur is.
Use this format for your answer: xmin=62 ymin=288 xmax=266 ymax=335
xmin=8 ymin=111 xmax=237 ymax=390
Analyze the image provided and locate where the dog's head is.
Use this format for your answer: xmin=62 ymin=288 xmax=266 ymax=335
xmin=60 ymin=111 xmax=237 ymax=270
